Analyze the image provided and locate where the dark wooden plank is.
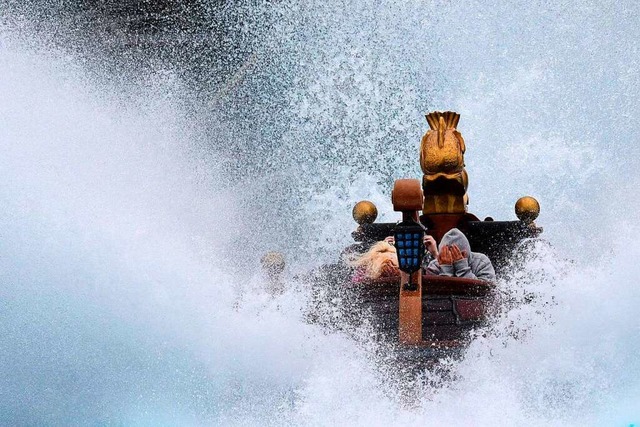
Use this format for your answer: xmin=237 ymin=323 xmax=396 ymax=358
xmin=423 ymin=324 xmax=464 ymax=341
xmin=454 ymin=298 xmax=486 ymax=322
xmin=424 ymin=311 xmax=457 ymax=326
xmin=425 ymin=298 xmax=453 ymax=311
xmin=347 ymin=275 xmax=494 ymax=297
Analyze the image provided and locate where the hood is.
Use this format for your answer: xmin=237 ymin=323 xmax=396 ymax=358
xmin=438 ymin=228 xmax=471 ymax=259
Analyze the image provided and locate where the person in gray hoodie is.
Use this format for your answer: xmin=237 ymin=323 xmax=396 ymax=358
xmin=424 ymin=228 xmax=496 ymax=282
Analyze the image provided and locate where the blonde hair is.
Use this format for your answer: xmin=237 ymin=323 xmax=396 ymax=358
xmin=349 ymin=241 xmax=399 ymax=280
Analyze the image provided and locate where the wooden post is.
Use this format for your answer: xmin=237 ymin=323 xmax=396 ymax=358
xmin=398 ymin=219 xmax=423 ymax=344
xmin=391 ymin=179 xmax=424 ymax=346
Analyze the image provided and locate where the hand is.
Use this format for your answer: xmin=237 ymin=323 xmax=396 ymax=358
xmin=438 ymin=245 xmax=453 ymax=265
xmin=384 ymin=236 xmax=395 ymax=245
xmin=449 ymin=244 xmax=467 ymax=262
xmin=423 ymin=235 xmax=438 ymax=258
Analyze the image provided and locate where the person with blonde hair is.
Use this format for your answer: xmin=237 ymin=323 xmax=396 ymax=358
xmin=349 ymin=233 xmax=441 ymax=282
xmin=349 ymin=241 xmax=399 ymax=282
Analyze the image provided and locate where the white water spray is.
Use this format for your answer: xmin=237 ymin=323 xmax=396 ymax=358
xmin=1 ymin=0 xmax=640 ymax=424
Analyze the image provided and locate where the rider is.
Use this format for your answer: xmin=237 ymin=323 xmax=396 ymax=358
xmin=349 ymin=240 xmax=399 ymax=282
xmin=424 ymin=228 xmax=496 ymax=281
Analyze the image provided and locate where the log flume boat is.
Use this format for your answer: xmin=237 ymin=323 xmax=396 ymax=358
xmin=266 ymin=111 xmax=543 ymax=366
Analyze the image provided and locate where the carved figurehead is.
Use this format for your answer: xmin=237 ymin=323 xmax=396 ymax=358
xmin=420 ymin=111 xmax=468 ymax=214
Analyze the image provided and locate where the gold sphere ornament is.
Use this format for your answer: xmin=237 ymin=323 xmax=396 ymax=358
xmin=515 ymin=196 xmax=540 ymax=223
xmin=260 ymin=251 xmax=286 ymax=275
xmin=352 ymin=200 xmax=378 ymax=224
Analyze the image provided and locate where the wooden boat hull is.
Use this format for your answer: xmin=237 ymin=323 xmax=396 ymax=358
xmin=304 ymin=112 xmax=541 ymax=364
xmin=349 ymin=275 xmax=493 ymax=348
xmin=306 ymin=268 xmax=494 ymax=359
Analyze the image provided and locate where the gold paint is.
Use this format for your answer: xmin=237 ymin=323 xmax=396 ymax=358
xmin=461 ymin=168 xmax=469 ymax=191
xmin=421 ymin=112 xmax=465 ymax=176
xmin=515 ymin=196 xmax=540 ymax=223
xmin=423 ymin=194 xmax=466 ymax=214
xmin=420 ymin=111 xmax=469 ymax=213
xmin=352 ymin=200 xmax=378 ymax=224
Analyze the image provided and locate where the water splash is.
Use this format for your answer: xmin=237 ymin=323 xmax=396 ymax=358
xmin=1 ymin=0 xmax=640 ymax=424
